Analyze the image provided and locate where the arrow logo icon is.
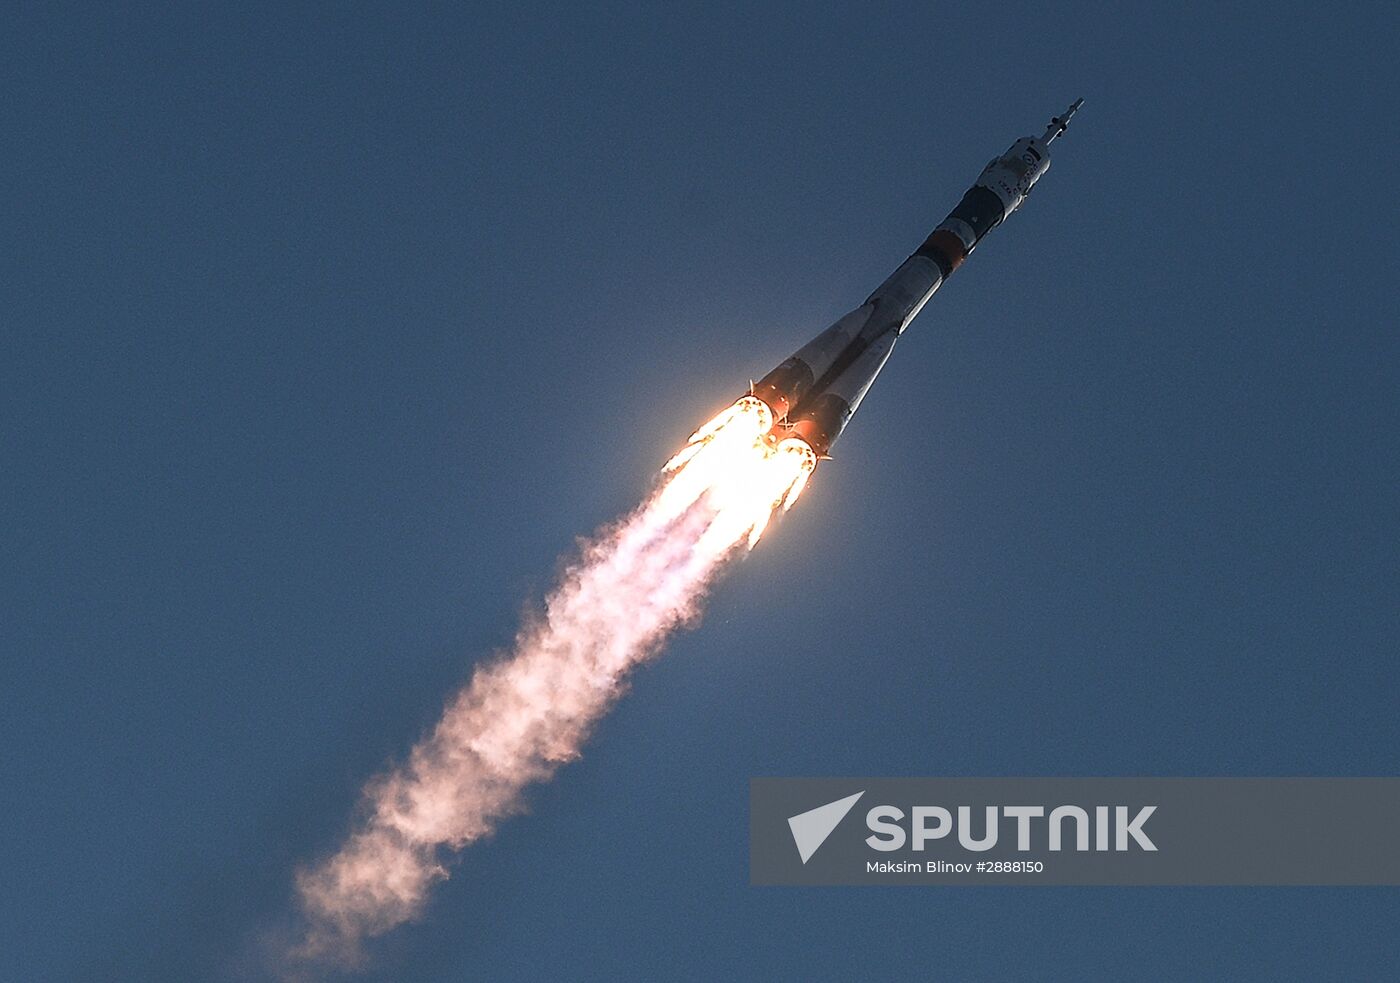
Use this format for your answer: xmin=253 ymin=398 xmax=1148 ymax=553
xmin=787 ymin=791 xmax=865 ymax=864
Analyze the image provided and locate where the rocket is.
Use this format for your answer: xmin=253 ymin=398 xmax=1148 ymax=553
xmin=750 ymin=100 xmax=1083 ymax=458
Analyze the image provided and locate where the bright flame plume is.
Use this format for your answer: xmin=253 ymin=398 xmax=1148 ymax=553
xmin=289 ymin=398 xmax=814 ymax=969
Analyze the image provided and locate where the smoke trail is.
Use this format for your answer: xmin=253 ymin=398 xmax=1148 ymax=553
xmin=289 ymin=398 xmax=813 ymax=969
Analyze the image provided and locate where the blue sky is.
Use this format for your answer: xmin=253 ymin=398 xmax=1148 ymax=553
xmin=5 ymin=2 xmax=1399 ymax=980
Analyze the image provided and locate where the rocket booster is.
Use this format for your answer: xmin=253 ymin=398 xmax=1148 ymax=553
xmin=750 ymin=100 xmax=1083 ymax=457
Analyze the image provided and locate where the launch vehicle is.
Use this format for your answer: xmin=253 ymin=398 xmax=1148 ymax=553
xmin=750 ymin=100 xmax=1083 ymax=457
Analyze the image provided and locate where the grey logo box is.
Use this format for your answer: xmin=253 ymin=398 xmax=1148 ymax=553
xmin=750 ymin=778 xmax=1400 ymax=886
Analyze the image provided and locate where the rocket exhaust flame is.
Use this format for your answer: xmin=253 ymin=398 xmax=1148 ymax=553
xmin=660 ymin=396 xmax=816 ymax=549
xmin=289 ymin=399 xmax=814 ymax=969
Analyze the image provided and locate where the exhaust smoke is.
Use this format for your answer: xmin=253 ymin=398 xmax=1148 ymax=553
xmin=289 ymin=397 xmax=814 ymax=969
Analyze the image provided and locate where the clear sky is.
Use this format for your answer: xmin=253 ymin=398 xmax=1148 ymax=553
xmin=5 ymin=2 xmax=1399 ymax=980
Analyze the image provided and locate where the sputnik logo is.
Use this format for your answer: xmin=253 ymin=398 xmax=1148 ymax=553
xmin=787 ymin=791 xmax=865 ymax=864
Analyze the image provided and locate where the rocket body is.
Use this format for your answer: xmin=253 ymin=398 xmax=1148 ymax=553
xmin=751 ymin=101 xmax=1082 ymax=457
